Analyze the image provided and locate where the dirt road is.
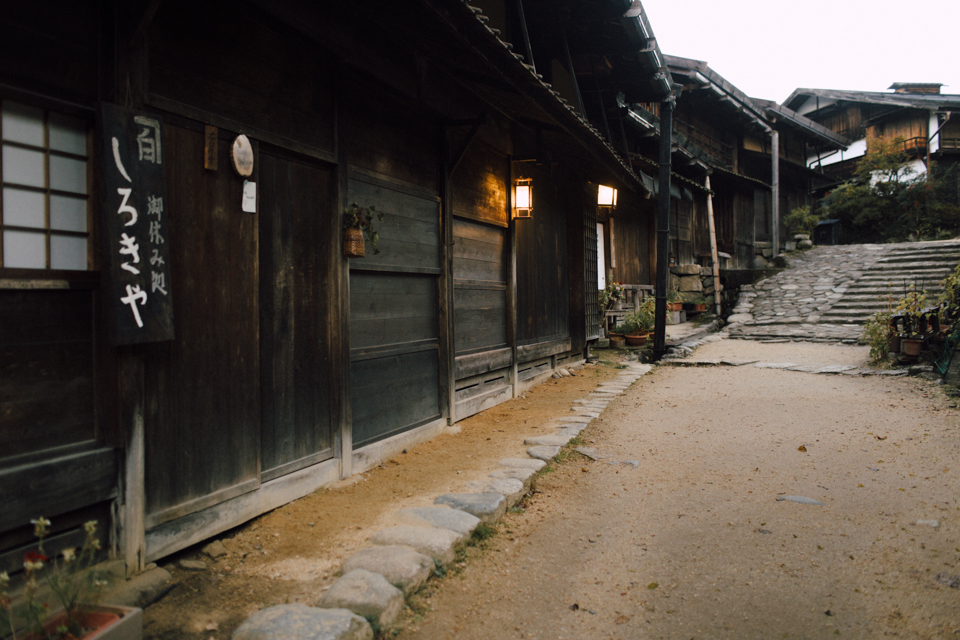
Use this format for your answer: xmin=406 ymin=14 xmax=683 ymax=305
xmin=399 ymin=342 xmax=960 ymax=639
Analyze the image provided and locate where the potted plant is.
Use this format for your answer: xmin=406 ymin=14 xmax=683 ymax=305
xmin=1 ymin=519 xmax=142 ymax=640
xmin=342 ymin=202 xmax=386 ymax=258
xmin=622 ymin=299 xmax=655 ymax=345
xmin=666 ymin=290 xmax=683 ymax=312
xmin=892 ymin=286 xmax=936 ymax=359
xmin=684 ymin=294 xmax=708 ymax=313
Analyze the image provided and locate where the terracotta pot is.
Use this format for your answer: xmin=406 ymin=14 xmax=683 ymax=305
xmin=30 ymin=606 xmax=142 ymax=640
xmin=610 ymin=336 xmax=626 ymax=348
xmin=667 ymin=302 xmax=683 ymax=311
xmin=901 ymin=337 xmax=922 ymax=357
xmin=342 ymin=227 xmax=365 ymax=258
xmin=625 ymin=333 xmax=648 ymax=346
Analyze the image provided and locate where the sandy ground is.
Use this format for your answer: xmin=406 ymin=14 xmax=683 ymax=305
xmin=398 ymin=342 xmax=960 ymax=640
xmin=142 ymin=358 xmax=621 ymax=639
xmin=142 ymin=339 xmax=960 ymax=640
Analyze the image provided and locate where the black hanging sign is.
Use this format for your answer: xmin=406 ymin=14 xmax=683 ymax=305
xmin=98 ymin=103 xmax=174 ymax=345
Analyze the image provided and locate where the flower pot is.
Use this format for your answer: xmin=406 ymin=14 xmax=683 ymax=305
xmin=610 ymin=336 xmax=626 ymax=348
xmin=31 ymin=605 xmax=142 ymax=640
xmin=667 ymin=302 xmax=683 ymax=311
xmin=901 ymin=337 xmax=922 ymax=358
xmin=625 ymin=333 xmax=648 ymax=346
xmin=888 ymin=334 xmax=901 ymax=354
xmin=342 ymin=227 xmax=365 ymax=258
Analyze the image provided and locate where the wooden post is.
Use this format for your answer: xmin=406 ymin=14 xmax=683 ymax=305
xmin=335 ymin=67 xmax=353 ymax=479
xmin=653 ymin=98 xmax=673 ymax=359
xmin=705 ymin=175 xmax=722 ymax=317
xmin=771 ymin=131 xmax=780 ymax=258
xmin=119 ymin=349 xmax=145 ymax=576
xmin=441 ymin=130 xmax=456 ymax=424
xmin=507 ymin=156 xmax=519 ymax=397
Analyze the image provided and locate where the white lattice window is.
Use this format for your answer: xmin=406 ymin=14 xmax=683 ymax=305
xmin=1 ymin=100 xmax=90 ymax=270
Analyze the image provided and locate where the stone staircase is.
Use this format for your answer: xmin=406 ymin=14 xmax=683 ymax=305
xmin=818 ymin=240 xmax=960 ymax=325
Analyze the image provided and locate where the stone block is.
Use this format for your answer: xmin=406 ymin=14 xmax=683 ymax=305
xmin=498 ymin=457 xmax=546 ymax=471
xmin=678 ymin=276 xmax=703 ymax=292
xmin=700 ymin=267 xmax=713 ymax=277
xmin=317 ymin=569 xmax=404 ymax=629
xmin=527 ymin=445 xmax=561 ymax=461
xmin=523 ymin=434 xmax=572 ymax=447
xmin=368 ymin=526 xmax=462 ymax=565
xmin=202 ymin=540 xmax=228 ymax=558
xmin=340 ymin=546 xmax=434 ymax=596
xmin=785 ymin=241 xmax=797 ymax=251
xmin=755 ymin=240 xmax=772 ymax=249
xmin=762 ymin=248 xmax=773 ymax=258
xmin=434 ymin=493 xmax=506 ymax=525
xmin=798 ymin=239 xmax=813 ymax=249
xmin=465 ymin=477 xmax=526 ymax=508
xmin=394 ymin=507 xmax=480 ymax=537
xmin=793 ymin=233 xmax=810 ymax=241
xmin=753 ymin=255 xmax=769 ymax=268
xmin=234 ymin=605 xmax=372 ymax=640
xmin=489 ymin=466 xmax=538 ymax=491
xmin=670 ymin=264 xmax=701 ymax=275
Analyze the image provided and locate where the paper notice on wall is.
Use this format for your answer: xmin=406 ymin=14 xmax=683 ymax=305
xmin=242 ymin=180 xmax=257 ymax=213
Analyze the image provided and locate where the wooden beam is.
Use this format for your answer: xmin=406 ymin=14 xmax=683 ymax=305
xmin=448 ymin=113 xmax=487 ymax=175
xmin=130 ymin=0 xmax=164 ymax=50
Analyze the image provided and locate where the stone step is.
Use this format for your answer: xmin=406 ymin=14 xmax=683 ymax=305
xmin=849 ymin=276 xmax=948 ymax=287
xmin=863 ymin=261 xmax=958 ymax=271
xmin=877 ymin=253 xmax=960 ymax=264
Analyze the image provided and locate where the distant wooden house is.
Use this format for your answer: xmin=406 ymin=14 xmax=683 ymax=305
xmin=0 ymin=0 xmax=672 ymax=574
xmin=784 ymin=84 xmax=960 ymax=186
xmin=608 ymin=56 xmax=848 ymax=275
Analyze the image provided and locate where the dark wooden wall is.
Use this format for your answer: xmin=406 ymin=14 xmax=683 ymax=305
xmin=345 ymin=82 xmax=443 ymax=445
xmin=0 ymin=0 xmax=117 ymax=564
xmin=516 ymin=164 xmax=570 ymax=348
xmin=143 ymin=123 xmax=261 ymax=523
xmin=259 ymin=151 xmax=336 ymax=482
xmin=609 ymin=189 xmax=654 ymax=286
xmin=150 ymin=0 xmax=335 ymax=157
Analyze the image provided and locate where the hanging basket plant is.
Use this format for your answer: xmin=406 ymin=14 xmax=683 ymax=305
xmin=342 ymin=203 xmax=386 ymax=258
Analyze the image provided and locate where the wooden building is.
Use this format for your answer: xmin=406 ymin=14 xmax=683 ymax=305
xmin=784 ymin=84 xmax=960 ymax=186
xmin=0 ymin=0 xmax=672 ymax=574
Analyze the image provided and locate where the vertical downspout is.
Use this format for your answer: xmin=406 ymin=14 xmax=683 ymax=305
xmin=705 ymin=174 xmax=721 ymax=317
xmin=653 ymin=98 xmax=674 ymax=360
xmin=771 ymin=130 xmax=780 ymax=257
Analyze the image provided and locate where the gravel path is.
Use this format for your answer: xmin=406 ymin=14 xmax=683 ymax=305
xmin=399 ymin=343 xmax=960 ymax=640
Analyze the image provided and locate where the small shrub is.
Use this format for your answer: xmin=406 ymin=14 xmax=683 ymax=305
xmin=783 ymin=205 xmax=820 ymax=236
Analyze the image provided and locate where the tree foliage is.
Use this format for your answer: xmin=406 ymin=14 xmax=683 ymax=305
xmin=820 ymin=136 xmax=960 ymax=243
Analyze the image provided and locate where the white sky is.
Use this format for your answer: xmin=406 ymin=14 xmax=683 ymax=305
xmin=640 ymin=0 xmax=960 ymax=104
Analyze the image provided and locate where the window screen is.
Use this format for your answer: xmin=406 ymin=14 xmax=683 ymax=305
xmin=1 ymin=100 xmax=90 ymax=270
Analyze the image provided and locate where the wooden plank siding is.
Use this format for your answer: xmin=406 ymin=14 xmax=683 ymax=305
xmin=347 ymin=169 xmax=443 ymax=446
xmin=608 ymin=189 xmax=655 ymax=286
xmin=258 ymin=151 xmax=337 ymax=482
xmin=143 ymin=124 xmax=261 ymax=525
xmin=515 ymin=164 xmax=570 ymax=354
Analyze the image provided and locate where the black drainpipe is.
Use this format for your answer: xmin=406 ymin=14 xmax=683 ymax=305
xmin=653 ymin=97 xmax=674 ymax=360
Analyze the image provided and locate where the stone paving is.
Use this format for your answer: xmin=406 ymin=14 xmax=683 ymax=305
xmin=727 ymin=244 xmax=893 ymax=343
xmin=727 ymin=240 xmax=960 ymax=343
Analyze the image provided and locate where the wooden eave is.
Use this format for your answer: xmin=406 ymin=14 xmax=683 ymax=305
xmin=403 ymin=0 xmax=669 ymax=194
